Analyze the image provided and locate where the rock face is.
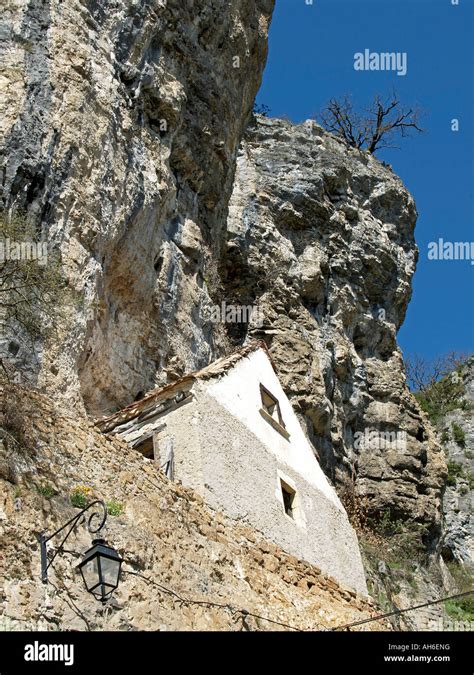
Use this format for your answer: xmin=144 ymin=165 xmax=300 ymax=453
xmin=1 ymin=0 xmax=274 ymax=413
xmin=225 ymin=117 xmax=446 ymax=533
xmin=1 ymin=1 xmax=445 ymax=561
xmin=439 ymin=358 xmax=474 ymax=566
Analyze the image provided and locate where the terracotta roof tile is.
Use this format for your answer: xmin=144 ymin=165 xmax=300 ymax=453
xmin=95 ymin=340 xmax=274 ymax=432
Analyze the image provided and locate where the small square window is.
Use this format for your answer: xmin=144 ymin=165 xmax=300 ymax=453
xmin=260 ymin=384 xmax=285 ymax=428
xmin=280 ymin=479 xmax=296 ymax=519
xmin=135 ymin=436 xmax=154 ymax=459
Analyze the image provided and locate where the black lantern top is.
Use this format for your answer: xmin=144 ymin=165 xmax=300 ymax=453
xmin=78 ymin=538 xmax=123 ymax=603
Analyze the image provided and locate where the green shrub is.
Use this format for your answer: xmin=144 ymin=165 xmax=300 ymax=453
xmin=366 ymin=510 xmax=429 ymax=564
xmin=441 ymin=430 xmax=450 ymax=445
xmin=413 ymin=373 xmax=465 ymax=424
xmin=445 ymin=597 xmax=474 ymax=621
xmin=446 ymin=561 xmax=473 ymax=588
xmin=444 ymin=561 xmax=474 ymax=621
xmin=70 ymin=492 xmax=88 ymax=508
xmin=451 ymin=423 xmax=466 ymax=448
xmin=444 ymin=563 xmax=474 ymax=621
xmin=447 ymin=460 xmax=473 ymax=488
xmin=1 ymin=382 xmax=41 ymax=458
xmin=447 ymin=460 xmax=464 ymax=487
xmin=0 ymin=209 xmax=70 ymax=347
xmin=36 ymin=484 xmax=56 ymax=499
xmin=106 ymin=500 xmax=124 ymax=517
xmin=70 ymin=485 xmax=93 ymax=509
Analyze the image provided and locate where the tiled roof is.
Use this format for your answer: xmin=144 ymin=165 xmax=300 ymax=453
xmin=95 ymin=340 xmax=273 ymax=432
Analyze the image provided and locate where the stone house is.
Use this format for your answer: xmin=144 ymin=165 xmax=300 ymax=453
xmin=97 ymin=342 xmax=368 ymax=594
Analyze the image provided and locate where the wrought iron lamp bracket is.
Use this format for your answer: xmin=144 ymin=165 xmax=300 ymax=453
xmin=38 ymin=500 xmax=108 ymax=583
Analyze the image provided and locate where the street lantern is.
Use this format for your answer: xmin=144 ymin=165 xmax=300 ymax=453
xmin=39 ymin=500 xmax=124 ymax=604
xmin=78 ymin=538 xmax=123 ymax=603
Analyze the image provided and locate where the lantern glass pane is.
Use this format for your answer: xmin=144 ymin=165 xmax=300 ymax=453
xmin=100 ymin=555 xmax=120 ymax=588
xmin=81 ymin=557 xmax=99 ymax=592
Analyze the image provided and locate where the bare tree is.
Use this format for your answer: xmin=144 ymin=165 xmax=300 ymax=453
xmin=405 ymin=352 xmax=471 ymax=423
xmin=319 ymin=92 xmax=424 ymax=154
xmin=405 ymin=352 xmax=469 ymax=393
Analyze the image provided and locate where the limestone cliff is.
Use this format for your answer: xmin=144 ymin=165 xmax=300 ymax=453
xmin=438 ymin=358 xmax=474 ymax=567
xmin=1 ymin=0 xmax=447 ymax=613
xmin=225 ymin=116 xmax=446 ymax=534
xmin=356 ymin=358 xmax=473 ymax=631
xmin=1 ymin=0 xmax=274 ymax=413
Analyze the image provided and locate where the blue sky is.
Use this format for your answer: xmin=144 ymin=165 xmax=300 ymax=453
xmin=255 ymin=0 xmax=474 ymax=362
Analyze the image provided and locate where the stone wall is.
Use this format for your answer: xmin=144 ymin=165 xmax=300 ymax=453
xmin=0 ymin=381 xmax=386 ymax=631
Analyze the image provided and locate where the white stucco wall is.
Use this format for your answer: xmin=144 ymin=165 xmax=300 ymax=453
xmin=205 ymin=349 xmax=343 ymax=508
xmin=156 ymin=349 xmax=368 ymax=595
